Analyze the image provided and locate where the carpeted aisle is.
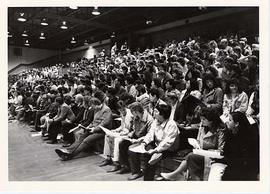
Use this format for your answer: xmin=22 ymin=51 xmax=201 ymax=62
xmin=8 ymin=121 xmax=138 ymax=181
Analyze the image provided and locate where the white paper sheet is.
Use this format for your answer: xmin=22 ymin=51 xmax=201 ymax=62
xmin=247 ymin=116 xmax=256 ymax=125
xmin=129 ymin=144 xmax=147 ymax=153
xmin=188 ymin=138 xmax=200 ymax=149
xmin=193 ymin=149 xmax=223 ymax=159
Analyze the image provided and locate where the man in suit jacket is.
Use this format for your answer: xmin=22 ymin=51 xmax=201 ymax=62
xmin=55 ymin=91 xmax=112 ymax=161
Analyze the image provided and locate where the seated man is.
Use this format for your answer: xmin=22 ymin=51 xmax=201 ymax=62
xmin=128 ymin=104 xmax=179 ymax=181
xmin=55 ymin=91 xmax=112 ymax=161
xmin=100 ymin=100 xmax=133 ymax=172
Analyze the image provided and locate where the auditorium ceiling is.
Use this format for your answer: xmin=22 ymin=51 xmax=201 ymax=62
xmin=8 ymin=7 xmax=226 ymax=50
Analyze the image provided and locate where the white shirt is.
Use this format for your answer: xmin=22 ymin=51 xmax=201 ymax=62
xmin=143 ymin=119 xmax=179 ymax=152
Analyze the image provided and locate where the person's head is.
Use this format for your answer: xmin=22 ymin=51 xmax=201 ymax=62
xmin=175 ymin=79 xmax=186 ymax=91
xmin=129 ymin=102 xmax=144 ymax=119
xmin=203 ymin=73 xmax=217 ymax=90
xmin=151 ymin=77 xmax=162 ymax=88
xmin=200 ymin=107 xmax=221 ymax=129
xmin=165 ymin=79 xmax=176 ymax=90
xmin=116 ymin=100 xmax=127 ymax=116
xmin=64 ymin=95 xmax=73 ymax=105
xmin=166 ymin=91 xmax=178 ymax=106
xmin=55 ymin=96 xmax=64 ymax=105
xmin=226 ymin=112 xmax=250 ymax=135
xmin=226 ymin=78 xmax=242 ymax=94
xmin=154 ymin=104 xmax=171 ymax=124
xmin=149 ymin=88 xmax=160 ymax=103
xmin=75 ymin=94 xmax=84 ymax=105
xmin=136 ymin=84 xmax=146 ymax=96
xmin=83 ymin=95 xmax=92 ymax=109
xmin=94 ymin=90 xmax=106 ymax=104
xmin=89 ymin=97 xmax=102 ymax=110
xmin=84 ymin=86 xmax=92 ymax=96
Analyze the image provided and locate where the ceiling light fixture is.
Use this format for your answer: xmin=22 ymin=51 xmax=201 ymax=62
xmin=17 ymin=12 xmax=27 ymax=22
xmin=41 ymin=18 xmax=48 ymax=26
xmin=22 ymin=30 xmax=28 ymax=37
xmin=69 ymin=6 xmax=78 ymax=9
xmin=110 ymin=32 xmax=115 ymax=38
xmin=71 ymin=37 xmax=76 ymax=44
xmin=84 ymin=40 xmax=89 ymax=45
xmin=39 ymin=32 xmax=46 ymax=40
xmin=8 ymin=31 xmax=13 ymax=38
xmin=92 ymin=7 xmax=100 ymax=15
xmin=146 ymin=20 xmax=152 ymax=25
xmin=24 ymin=40 xmax=30 ymax=46
xmin=60 ymin=21 xmax=68 ymax=29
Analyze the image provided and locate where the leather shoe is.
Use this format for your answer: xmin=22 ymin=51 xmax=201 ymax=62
xmin=99 ymin=159 xmax=113 ymax=167
xmin=46 ymin=140 xmax=57 ymax=144
xmin=55 ymin=149 xmax=72 ymax=161
xmin=107 ymin=165 xmax=121 ymax=173
xmin=62 ymin=143 xmax=72 ymax=148
xmin=116 ymin=166 xmax=130 ymax=174
xmin=127 ymin=172 xmax=143 ymax=180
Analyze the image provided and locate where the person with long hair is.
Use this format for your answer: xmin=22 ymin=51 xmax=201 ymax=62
xmin=222 ymin=112 xmax=259 ymax=180
xmin=160 ymin=107 xmax=225 ymax=181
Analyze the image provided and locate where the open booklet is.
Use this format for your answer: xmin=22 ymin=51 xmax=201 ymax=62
xmin=128 ymin=144 xmax=147 ymax=154
xmin=188 ymin=138 xmax=200 ymax=149
xmin=193 ymin=149 xmax=224 ymax=159
xmin=99 ymin=126 xmax=134 ymax=142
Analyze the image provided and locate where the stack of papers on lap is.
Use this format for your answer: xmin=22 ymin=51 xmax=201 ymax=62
xmin=129 ymin=144 xmax=147 ymax=154
xmin=193 ymin=149 xmax=223 ymax=159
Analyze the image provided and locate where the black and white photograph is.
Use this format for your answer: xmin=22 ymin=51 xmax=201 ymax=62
xmin=2 ymin=0 xmax=270 ymax=192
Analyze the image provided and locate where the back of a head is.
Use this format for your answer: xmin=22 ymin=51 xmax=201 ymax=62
xmin=128 ymin=101 xmax=144 ymax=114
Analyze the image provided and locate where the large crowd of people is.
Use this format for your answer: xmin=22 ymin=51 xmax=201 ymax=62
xmin=8 ymin=33 xmax=260 ymax=181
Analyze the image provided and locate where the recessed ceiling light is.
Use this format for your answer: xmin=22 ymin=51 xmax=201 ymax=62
xmin=61 ymin=21 xmax=68 ymax=29
xmin=92 ymin=7 xmax=100 ymax=15
xmin=8 ymin=31 xmax=13 ymax=38
xmin=22 ymin=30 xmax=28 ymax=37
xmin=41 ymin=18 xmax=48 ymax=26
xmin=18 ymin=13 xmax=27 ymax=22
xmin=39 ymin=32 xmax=46 ymax=40
xmin=69 ymin=6 xmax=78 ymax=9
xmin=146 ymin=20 xmax=152 ymax=25
xmin=71 ymin=37 xmax=76 ymax=44
xmin=110 ymin=32 xmax=115 ymax=38
xmin=24 ymin=40 xmax=30 ymax=46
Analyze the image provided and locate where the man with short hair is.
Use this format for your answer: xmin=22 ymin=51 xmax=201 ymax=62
xmin=128 ymin=104 xmax=179 ymax=181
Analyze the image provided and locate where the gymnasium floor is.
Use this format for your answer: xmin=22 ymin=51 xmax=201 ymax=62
xmin=8 ymin=121 xmax=142 ymax=181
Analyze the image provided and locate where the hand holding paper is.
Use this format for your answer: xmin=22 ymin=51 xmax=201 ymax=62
xmin=188 ymin=138 xmax=200 ymax=149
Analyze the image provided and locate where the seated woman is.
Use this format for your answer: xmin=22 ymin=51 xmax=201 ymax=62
xmin=160 ymin=107 xmax=225 ymax=181
xmin=222 ymin=78 xmax=248 ymax=118
xmin=221 ymin=112 xmax=259 ymax=180
xmin=200 ymin=73 xmax=223 ymax=114
xmin=128 ymin=104 xmax=179 ymax=181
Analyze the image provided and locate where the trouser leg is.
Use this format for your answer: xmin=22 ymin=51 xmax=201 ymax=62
xmin=70 ymin=133 xmax=104 ymax=157
xmin=112 ymin=137 xmax=123 ymax=162
xmin=62 ymin=122 xmax=75 ymax=144
xmin=128 ymin=149 xmax=141 ymax=174
xmin=119 ymin=140 xmax=132 ymax=167
xmin=103 ymin=135 xmax=114 ymax=158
